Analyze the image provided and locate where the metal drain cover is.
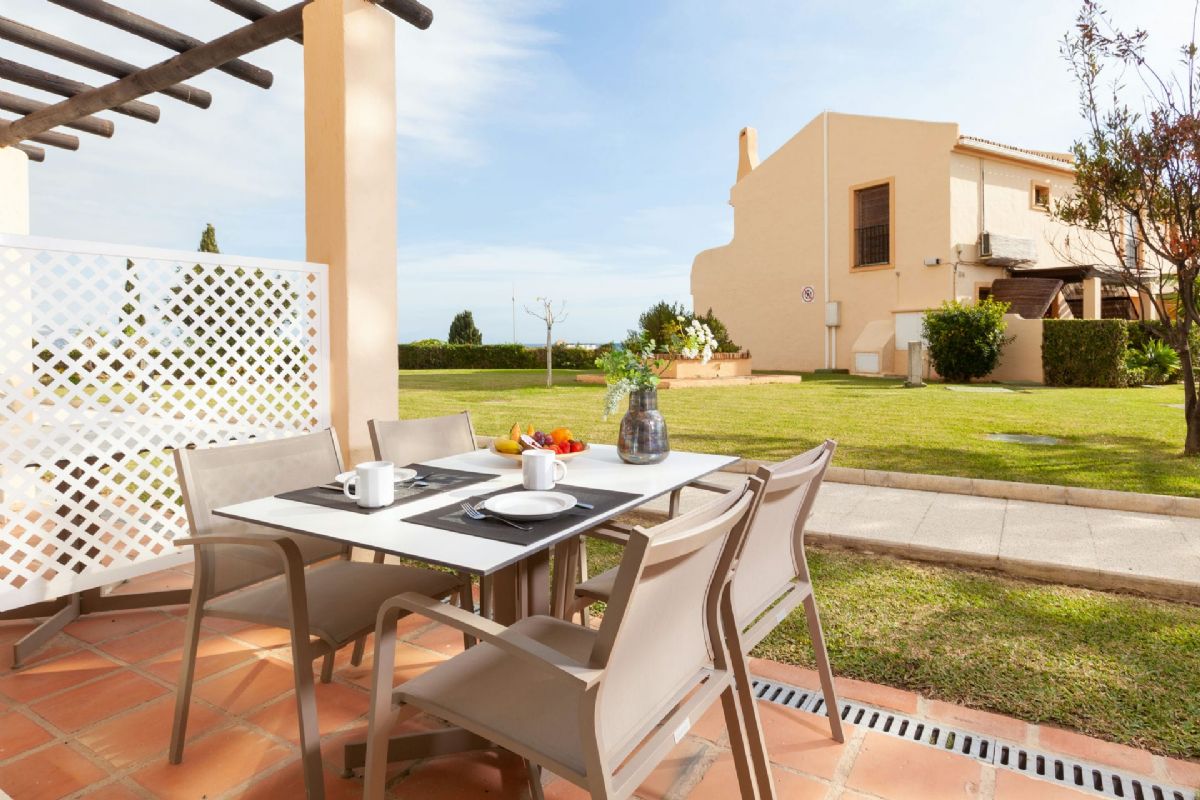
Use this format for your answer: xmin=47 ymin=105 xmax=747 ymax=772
xmin=750 ymin=676 xmax=1193 ymax=800
xmin=986 ymin=433 xmax=1060 ymax=445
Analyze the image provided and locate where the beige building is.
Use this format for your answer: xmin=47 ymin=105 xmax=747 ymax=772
xmin=691 ymin=112 xmax=1147 ymax=380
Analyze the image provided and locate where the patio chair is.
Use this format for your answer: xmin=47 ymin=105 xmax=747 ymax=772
xmin=169 ymin=429 xmax=469 ymax=800
xmin=368 ymin=411 xmax=477 ymax=466
xmin=566 ymin=441 xmax=843 ymax=791
xmin=359 ymin=478 xmax=771 ymax=800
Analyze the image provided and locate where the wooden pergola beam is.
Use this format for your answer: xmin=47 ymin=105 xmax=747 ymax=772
xmin=0 ymin=57 xmax=160 ymax=123
xmin=0 ymin=90 xmax=113 ymax=137
xmin=210 ymin=0 xmax=304 ymax=44
xmin=0 ymin=15 xmax=211 ymax=109
xmin=14 ymin=143 xmax=44 ymax=162
xmin=374 ymin=0 xmax=433 ymax=30
xmin=47 ymin=0 xmax=274 ymax=90
xmin=24 ymin=127 xmax=80 ymax=151
xmin=0 ymin=3 xmax=307 ymax=148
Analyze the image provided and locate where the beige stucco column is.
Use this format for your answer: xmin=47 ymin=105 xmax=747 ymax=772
xmin=1138 ymin=289 xmax=1159 ymax=321
xmin=1082 ymin=275 xmax=1102 ymax=319
xmin=0 ymin=148 xmax=30 ymax=234
xmin=303 ymin=0 xmax=398 ymax=464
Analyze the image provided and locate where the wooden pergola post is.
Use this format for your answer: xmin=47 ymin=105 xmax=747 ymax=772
xmin=302 ymin=0 xmax=399 ymax=465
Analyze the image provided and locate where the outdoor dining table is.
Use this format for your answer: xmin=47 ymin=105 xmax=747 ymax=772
xmin=212 ymin=442 xmax=738 ymax=776
xmin=211 ymin=442 xmax=738 ymax=626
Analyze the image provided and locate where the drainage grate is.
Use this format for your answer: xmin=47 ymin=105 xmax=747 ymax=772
xmin=750 ymin=677 xmax=1194 ymax=800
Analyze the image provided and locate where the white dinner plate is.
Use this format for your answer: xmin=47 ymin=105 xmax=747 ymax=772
xmin=333 ymin=468 xmax=418 ymax=485
xmin=481 ymin=491 xmax=577 ymax=521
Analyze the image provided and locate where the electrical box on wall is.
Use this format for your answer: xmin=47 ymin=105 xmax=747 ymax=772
xmin=825 ymin=301 xmax=840 ymax=327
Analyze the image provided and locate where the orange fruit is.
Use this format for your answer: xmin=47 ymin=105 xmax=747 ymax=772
xmin=550 ymin=427 xmax=573 ymax=446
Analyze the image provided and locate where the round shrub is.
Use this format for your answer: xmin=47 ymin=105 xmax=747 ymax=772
xmin=921 ymin=298 xmax=1011 ymax=383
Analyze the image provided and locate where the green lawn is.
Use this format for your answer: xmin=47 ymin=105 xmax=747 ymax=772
xmin=585 ymin=538 xmax=1200 ymax=760
xmin=397 ymin=368 xmax=1199 ymax=496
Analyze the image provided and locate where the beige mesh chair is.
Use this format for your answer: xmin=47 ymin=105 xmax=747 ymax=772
xmin=360 ymin=478 xmax=769 ymax=800
xmin=368 ymin=412 xmax=477 ymax=466
xmin=567 ymin=442 xmax=843 ymax=790
xmin=169 ymin=430 xmax=468 ymax=800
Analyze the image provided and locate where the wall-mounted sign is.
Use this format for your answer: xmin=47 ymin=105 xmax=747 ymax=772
xmin=801 ymin=286 xmax=815 ymax=303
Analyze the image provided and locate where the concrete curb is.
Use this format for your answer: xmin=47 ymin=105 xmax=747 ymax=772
xmin=720 ymin=459 xmax=1200 ymax=518
xmin=805 ymin=530 xmax=1200 ymax=604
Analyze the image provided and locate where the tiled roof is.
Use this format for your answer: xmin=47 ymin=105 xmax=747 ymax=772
xmin=958 ymin=135 xmax=1075 ymax=168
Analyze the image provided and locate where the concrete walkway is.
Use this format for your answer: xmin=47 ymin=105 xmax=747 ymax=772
xmin=647 ymin=474 xmax=1200 ymax=602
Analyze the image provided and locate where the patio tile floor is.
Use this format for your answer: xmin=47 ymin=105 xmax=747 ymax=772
xmin=0 ymin=566 xmax=1196 ymax=800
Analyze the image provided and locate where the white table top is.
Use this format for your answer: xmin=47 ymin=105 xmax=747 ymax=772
xmin=212 ymin=444 xmax=738 ymax=575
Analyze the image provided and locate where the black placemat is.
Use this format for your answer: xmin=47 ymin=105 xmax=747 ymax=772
xmin=401 ymin=483 xmax=642 ymax=545
xmin=275 ymin=464 xmax=498 ymax=516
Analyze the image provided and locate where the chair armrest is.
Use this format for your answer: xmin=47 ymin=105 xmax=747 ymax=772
xmin=380 ymin=592 xmax=603 ymax=689
xmin=582 ymin=523 xmax=633 ymax=545
xmin=688 ymin=479 xmax=730 ymax=494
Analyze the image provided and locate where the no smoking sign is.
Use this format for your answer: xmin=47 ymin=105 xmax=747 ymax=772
xmin=802 ymin=286 xmax=816 ymax=303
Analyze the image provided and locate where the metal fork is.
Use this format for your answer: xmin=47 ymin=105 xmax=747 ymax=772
xmin=460 ymin=502 xmax=532 ymax=531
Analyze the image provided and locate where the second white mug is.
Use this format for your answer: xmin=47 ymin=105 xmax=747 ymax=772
xmin=522 ymin=448 xmax=567 ymax=490
xmin=343 ymin=460 xmax=395 ymax=508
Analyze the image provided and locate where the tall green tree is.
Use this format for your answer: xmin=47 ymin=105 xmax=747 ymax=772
xmin=1056 ymin=1 xmax=1200 ymax=454
xmin=199 ymin=223 xmax=220 ymax=254
xmin=448 ymin=310 xmax=482 ymax=345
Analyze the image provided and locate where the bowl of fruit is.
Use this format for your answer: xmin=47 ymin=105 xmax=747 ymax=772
xmin=490 ymin=424 xmax=589 ymax=462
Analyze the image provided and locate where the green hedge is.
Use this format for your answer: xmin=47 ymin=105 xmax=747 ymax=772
xmin=1042 ymin=320 xmax=1132 ymax=387
xmin=397 ymin=343 xmax=602 ymax=370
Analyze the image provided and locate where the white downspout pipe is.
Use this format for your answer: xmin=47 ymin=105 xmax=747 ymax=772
xmin=822 ymin=110 xmax=831 ymax=369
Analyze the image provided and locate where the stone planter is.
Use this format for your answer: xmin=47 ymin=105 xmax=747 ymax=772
xmin=657 ymin=352 xmax=752 ymax=380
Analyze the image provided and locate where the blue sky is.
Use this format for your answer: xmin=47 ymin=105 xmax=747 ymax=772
xmin=9 ymin=0 xmax=1188 ymax=344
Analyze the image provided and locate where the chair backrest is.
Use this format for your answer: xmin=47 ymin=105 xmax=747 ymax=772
xmin=173 ymin=429 xmax=346 ymax=598
xmin=589 ymin=480 xmax=758 ymax=760
xmin=730 ymin=440 xmax=835 ymax=629
xmin=368 ymin=413 xmax=477 ymax=466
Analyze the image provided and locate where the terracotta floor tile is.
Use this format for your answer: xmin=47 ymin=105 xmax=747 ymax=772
xmin=748 ymin=658 xmax=820 ymax=690
xmin=0 ymin=743 xmax=109 ymax=800
xmin=142 ymin=635 xmax=255 ymax=683
xmin=247 ymin=680 xmax=369 ymax=743
xmin=194 ymin=658 xmax=295 ymax=715
xmin=96 ymin=618 xmax=202 ymax=664
xmin=75 ymin=695 xmax=225 ymax=770
xmin=757 ymin=702 xmax=853 ymax=779
xmin=689 ymin=701 xmax=733 ymax=745
xmin=320 ymin=711 xmax=447 ymax=775
xmin=0 ymin=709 xmax=54 ymax=759
xmin=107 ymin=566 xmax=194 ymax=595
xmin=230 ymin=624 xmax=295 ymax=650
xmin=0 ymin=637 xmax=79 ymax=674
xmin=0 ymin=621 xmax=37 ymax=645
xmin=388 ymin=749 xmax=534 ymax=800
xmin=74 ymin=781 xmax=146 ymax=799
xmin=543 ymin=775 xmax=591 ymax=799
xmin=1165 ymin=756 xmax=1200 ymax=788
xmin=130 ymin=724 xmax=291 ymax=800
xmin=634 ymin=738 xmax=711 ymax=800
xmin=30 ymin=669 xmax=167 ymax=733
xmin=409 ymin=622 xmax=469 ymax=657
xmin=689 ymin=752 xmax=828 ymax=800
xmin=64 ymin=610 xmax=173 ymax=644
xmin=993 ymin=769 xmax=1100 ymax=799
xmin=199 ymin=614 xmax=255 ymax=634
xmin=237 ymin=757 xmax=366 ymax=800
xmin=1036 ymin=726 xmax=1156 ymax=775
xmin=0 ymin=649 xmax=122 ymax=703
xmin=845 ymin=732 xmax=984 ymax=799
xmin=340 ymin=642 xmax=446 ymax=690
xmin=925 ymin=699 xmax=1030 ymax=743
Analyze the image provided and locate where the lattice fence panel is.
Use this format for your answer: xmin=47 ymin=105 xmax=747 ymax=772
xmin=0 ymin=235 xmax=330 ymax=612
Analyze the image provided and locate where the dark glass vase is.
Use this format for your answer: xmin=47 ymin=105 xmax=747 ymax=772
xmin=618 ymin=388 xmax=670 ymax=465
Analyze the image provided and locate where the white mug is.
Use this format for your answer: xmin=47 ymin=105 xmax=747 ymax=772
xmin=522 ymin=448 xmax=567 ymax=491
xmin=343 ymin=461 xmax=395 ymax=508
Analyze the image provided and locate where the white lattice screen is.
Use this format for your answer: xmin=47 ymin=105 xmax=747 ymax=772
xmin=0 ymin=234 xmax=330 ymax=612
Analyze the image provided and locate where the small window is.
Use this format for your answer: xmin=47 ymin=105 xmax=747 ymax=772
xmin=1124 ymin=211 xmax=1140 ymax=270
xmin=1032 ymin=182 xmax=1051 ymax=210
xmin=853 ymin=183 xmax=890 ymax=267
xmin=978 ymin=286 xmax=992 ymax=301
